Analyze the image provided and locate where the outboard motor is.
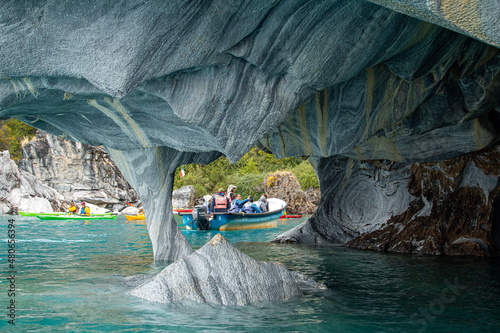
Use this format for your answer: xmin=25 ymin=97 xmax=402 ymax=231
xmin=191 ymin=205 xmax=209 ymax=230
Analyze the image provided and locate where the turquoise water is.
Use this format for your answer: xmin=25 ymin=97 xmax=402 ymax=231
xmin=0 ymin=215 xmax=499 ymax=332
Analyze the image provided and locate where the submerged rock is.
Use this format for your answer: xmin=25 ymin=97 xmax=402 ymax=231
xmin=0 ymin=151 xmax=63 ymax=214
xmin=130 ymin=234 xmax=303 ymax=305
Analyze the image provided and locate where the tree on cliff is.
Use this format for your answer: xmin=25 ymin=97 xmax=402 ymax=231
xmin=0 ymin=118 xmax=37 ymax=161
xmin=173 ymin=148 xmax=319 ymax=197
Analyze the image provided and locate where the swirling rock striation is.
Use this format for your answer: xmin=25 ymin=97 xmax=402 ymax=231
xmin=0 ymin=1 xmax=500 ymax=258
xmin=276 ymin=147 xmax=500 ymax=256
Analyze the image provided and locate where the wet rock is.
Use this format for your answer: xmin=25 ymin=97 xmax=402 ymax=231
xmin=264 ymin=172 xmax=316 ymax=215
xmin=274 ymin=158 xmax=414 ymax=245
xmin=171 ymin=185 xmax=195 ymax=209
xmin=0 ymin=151 xmax=63 ymax=214
xmin=345 ymin=147 xmax=500 ymax=256
xmin=130 ymin=234 xmax=303 ymax=305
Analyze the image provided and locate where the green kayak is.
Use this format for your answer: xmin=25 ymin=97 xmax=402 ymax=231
xmin=20 ymin=211 xmax=113 ymax=217
xmin=36 ymin=214 xmax=117 ymax=220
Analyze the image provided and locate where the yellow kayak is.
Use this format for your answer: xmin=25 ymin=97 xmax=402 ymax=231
xmin=125 ymin=214 xmax=145 ymax=221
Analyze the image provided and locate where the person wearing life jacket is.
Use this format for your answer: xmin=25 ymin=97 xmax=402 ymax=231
xmin=203 ymin=195 xmax=212 ymax=214
xmin=79 ymin=202 xmax=90 ymax=215
xmin=227 ymin=185 xmax=237 ymax=202
xmin=210 ymin=188 xmax=230 ymax=213
xmin=243 ymin=196 xmax=261 ymax=214
xmin=229 ymin=194 xmax=249 ymax=213
xmin=68 ymin=202 xmax=77 ymax=214
xmin=256 ymin=194 xmax=268 ymax=213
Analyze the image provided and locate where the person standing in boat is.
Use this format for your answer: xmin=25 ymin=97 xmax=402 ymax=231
xmin=203 ymin=195 xmax=212 ymax=214
xmin=79 ymin=202 xmax=90 ymax=215
xmin=227 ymin=185 xmax=237 ymax=202
xmin=210 ymin=188 xmax=230 ymax=214
xmin=243 ymin=196 xmax=261 ymax=214
xmin=68 ymin=202 xmax=77 ymax=214
xmin=228 ymin=194 xmax=249 ymax=213
xmin=256 ymin=194 xmax=268 ymax=213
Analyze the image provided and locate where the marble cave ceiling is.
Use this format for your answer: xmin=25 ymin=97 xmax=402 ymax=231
xmin=1 ymin=0 xmax=500 ymax=165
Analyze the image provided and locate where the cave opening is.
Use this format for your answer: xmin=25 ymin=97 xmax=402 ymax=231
xmin=171 ymin=147 xmax=318 ymax=202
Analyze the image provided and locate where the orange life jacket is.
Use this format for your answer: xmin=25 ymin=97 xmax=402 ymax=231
xmin=214 ymin=196 xmax=228 ymax=210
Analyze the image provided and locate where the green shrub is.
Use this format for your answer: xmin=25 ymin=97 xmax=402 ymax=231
xmin=291 ymin=160 xmax=319 ymax=189
xmin=225 ymin=173 xmax=266 ymax=198
xmin=0 ymin=118 xmax=37 ymax=161
xmin=172 ymin=147 xmax=315 ymax=196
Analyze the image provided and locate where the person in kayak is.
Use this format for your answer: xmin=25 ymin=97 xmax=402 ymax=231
xmin=79 ymin=202 xmax=90 ymax=215
xmin=228 ymin=194 xmax=249 ymax=213
xmin=68 ymin=202 xmax=77 ymax=214
xmin=243 ymin=196 xmax=261 ymax=213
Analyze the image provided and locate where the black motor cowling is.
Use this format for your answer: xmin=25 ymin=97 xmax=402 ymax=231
xmin=192 ymin=205 xmax=209 ymax=230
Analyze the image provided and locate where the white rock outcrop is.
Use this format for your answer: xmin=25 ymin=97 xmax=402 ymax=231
xmin=130 ymin=234 xmax=303 ymax=306
xmin=0 ymin=151 xmax=63 ymax=214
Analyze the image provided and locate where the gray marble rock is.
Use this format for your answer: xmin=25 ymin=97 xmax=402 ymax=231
xmin=171 ymin=185 xmax=195 ymax=209
xmin=1 ymin=0 xmax=500 ymax=259
xmin=107 ymin=146 xmax=221 ymax=261
xmin=274 ymin=157 xmax=414 ymax=244
xmin=130 ymin=234 xmax=303 ymax=306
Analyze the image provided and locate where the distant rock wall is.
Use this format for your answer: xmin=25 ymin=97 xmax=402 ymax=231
xmin=19 ymin=131 xmax=138 ymax=210
xmin=171 ymin=185 xmax=195 ymax=209
xmin=0 ymin=151 xmax=63 ymax=214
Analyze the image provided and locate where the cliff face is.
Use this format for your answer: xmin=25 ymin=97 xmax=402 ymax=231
xmin=1 ymin=0 xmax=500 ymax=260
xmin=0 ymin=151 xmax=63 ymax=214
xmin=19 ymin=131 xmax=138 ymax=209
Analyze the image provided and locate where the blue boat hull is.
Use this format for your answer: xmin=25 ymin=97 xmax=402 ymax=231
xmin=181 ymin=208 xmax=286 ymax=231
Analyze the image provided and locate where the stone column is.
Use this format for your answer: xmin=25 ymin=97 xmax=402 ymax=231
xmin=274 ymin=156 xmax=413 ymax=244
xmin=107 ymin=146 xmax=220 ymax=261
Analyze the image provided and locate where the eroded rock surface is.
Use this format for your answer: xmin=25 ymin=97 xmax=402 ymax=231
xmin=130 ymin=234 xmax=303 ymax=305
xmin=347 ymin=147 xmax=500 ymax=256
xmin=1 ymin=1 xmax=500 ymax=258
xmin=107 ymin=147 xmax=220 ymax=261
xmin=276 ymin=147 xmax=500 ymax=256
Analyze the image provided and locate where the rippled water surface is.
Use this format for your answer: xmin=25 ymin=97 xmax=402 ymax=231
xmin=0 ymin=215 xmax=499 ymax=332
